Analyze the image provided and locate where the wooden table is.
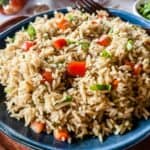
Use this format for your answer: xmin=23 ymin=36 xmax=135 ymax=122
xmin=0 ymin=131 xmax=149 ymax=150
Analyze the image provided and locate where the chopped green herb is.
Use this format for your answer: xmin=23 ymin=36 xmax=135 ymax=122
xmin=64 ymin=95 xmax=72 ymax=102
xmin=90 ymin=84 xmax=112 ymax=91
xmin=27 ymin=24 xmax=36 ymax=40
xmin=126 ymin=40 xmax=134 ymax=51
xmin=100 ymin=49 xmax=112 ymax=58
xmin=0 ymin=0 xmax=9 ymax=5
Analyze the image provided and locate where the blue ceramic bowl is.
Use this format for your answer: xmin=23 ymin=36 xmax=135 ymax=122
xmin=0 ymin=8 xmax=150 ymax=150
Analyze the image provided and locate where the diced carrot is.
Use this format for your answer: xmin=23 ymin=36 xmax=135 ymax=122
xmin=97 ymin=35 xmax=111 ymax=46
xmin=53 ymin=38 xmax=67 ymax=50
xmin=41 ymin=71 xmax=53 ymax=83
xmin=54 ymin=129 xmax=70 ymax=142
xmin=67 ymin=61 xmax=86 ymax=77
xmin=30 ymin=121 xmax=45 ymax=134
xmin=22 ymin=41 xmax=35 ymax=51
xmin=112 ymin=79 xmax=119 ymax=89
xmin=133 ymin=64 xmax=142 ymax=76
xmin=57 ymin=19 xmax=70 ymax=30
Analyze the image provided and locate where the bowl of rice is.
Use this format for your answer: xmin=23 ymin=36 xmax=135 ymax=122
xmin=0 ymin=7 xmax=150 ymax=150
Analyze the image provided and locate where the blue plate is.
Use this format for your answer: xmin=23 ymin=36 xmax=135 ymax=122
xmin=0 ymin=8 xmax=150 ymax=150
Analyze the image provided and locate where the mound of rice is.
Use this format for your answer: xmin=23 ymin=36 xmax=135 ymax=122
xmin=0 ymin=9 xmax=150 ymax=142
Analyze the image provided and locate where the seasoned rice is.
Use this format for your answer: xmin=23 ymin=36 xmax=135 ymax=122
xmin=0 ymin=9 xmax=150 ymax=142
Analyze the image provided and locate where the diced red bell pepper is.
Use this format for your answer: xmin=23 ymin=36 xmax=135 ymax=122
xmin=67 ymin=61 xmax=86 ymax=77
xmin=22 ymin=41 xmax=35 ymax=51
xmin=0 ymin=0 xmax=27 ymax=15
xmin=10 ymin=0 xmax=26 ymax=7
xmin=133 ymin=64 xmax=142 ymax=76
xmin=41 ymin=71 xmax=53 ymax=83
xmin=97 ymin=35 xmax=111 ymax=46
xmin=54 ymin=129 xmax=70 ymax=142
xmin=53 ymin=38 xmax=67 ymax=49
xmin=30 ymin=121 xmax=45 ymax=134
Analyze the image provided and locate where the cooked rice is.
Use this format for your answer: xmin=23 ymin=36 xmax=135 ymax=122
xmin=0 ymin=9 xmax=150 ymax=142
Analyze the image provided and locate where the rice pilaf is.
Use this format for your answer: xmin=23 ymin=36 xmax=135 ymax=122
xmin=0 ymin=9 xmax=150 ymax=142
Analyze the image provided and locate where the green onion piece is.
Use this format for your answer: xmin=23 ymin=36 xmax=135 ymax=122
xmin=43 ymin=33 xmax=49 ymax=39
xmin=54 ymin=95 xmax=72 ymax=106
xmin=109 ymin=28 xmax=113 ymax=34
xmin=90 ymin=84 xmax=112 ymax=91
xmin=66 ymin=14 xmax=76 ymax=22
xmin=64 ymin=95 xmax=72 ymax=102
xmin=126 ymin=40 xmax=133 ymax=51
xmin=67 ymin=39 xmax=76 ymax=45
xmin=4 ymin=87 xmax=13 ymax=94
xmin=7 ymin=36 xmax=15 ymax=43
xmin=55 ymin=61 xmax=65 ymax=68
xmin=78 ymin=41 xmax=90 ymax=51
xmin=67 ymin=40 xmax=90 ymax=51
xmin=21 ymin=27 xmax=26 ymax=31
xmin=100 ymin=49 xmax=112 ymax=58
xmin=146 ymin=14 xmax=150 ymax=19
xmin=27 ymin=24 xmax=36 ymax=40
xmin=143 ymin=8 xmax=150 ymax=16
xmin=0 ymin=0 xmax=9 ymax=5
xmin=138 ymin=2 xmax=150 ymax=20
